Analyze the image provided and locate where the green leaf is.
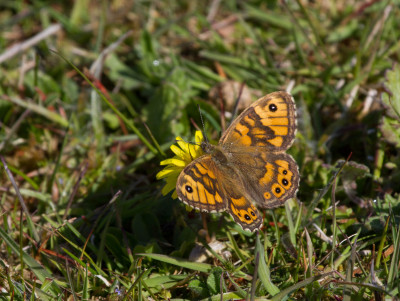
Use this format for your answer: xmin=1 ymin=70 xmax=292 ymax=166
xmin=144 ymin=274 xmax=188 ymax=288
xmin=381 ymin=64 xmax=400 ymax=146
xmin=383 ymin=64 xmax=400 ymax=119
xmin=339 ymin=160 xmax=370 ymax=202
xmin=188 ymin=279 xmax=209 ymax=298
xmin=206 ymin=267 xmax=224 ymax=295
xmin=380 ymin=116 xmax=400 ymax=147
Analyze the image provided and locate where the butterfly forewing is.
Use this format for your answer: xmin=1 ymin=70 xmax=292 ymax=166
xmin=220 ymin=91 xmax=297 ymax=152
xmin=176 ymin=156 xmax=226 ymax=213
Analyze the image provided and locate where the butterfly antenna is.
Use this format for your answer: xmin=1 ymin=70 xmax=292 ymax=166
xmin=198 ymin=104 xmax=209 ymax=143
xmin=228 ymin=81 xmax=246 ymax=127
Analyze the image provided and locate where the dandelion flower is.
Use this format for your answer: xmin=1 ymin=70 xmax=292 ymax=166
xmin=156 ymin=131 xmax=204 ymax=199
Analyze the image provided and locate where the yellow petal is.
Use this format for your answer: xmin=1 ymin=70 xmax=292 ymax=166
xmin=188 ymin=144 xmax=203 ymax=159
xmin=159 ymin=156 xmax=178 ymax=165
xmin=156 ymin=167 xmax=181 ymax=180
xmin=170 ymin=145 xmax=189 ymax=161
xmin=195 ymin=131 xmax=204 ymax=144
xmin=160 ymin=157 xmax=186 ymax=167
xmin=176 ymin=138 xmax=192 ymax=154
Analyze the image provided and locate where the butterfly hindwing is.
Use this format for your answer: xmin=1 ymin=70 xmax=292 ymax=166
xmin=222 ymin=178 xmax=264 ymax=231
xmin=227 ymin=151 xmax=300 ymax=209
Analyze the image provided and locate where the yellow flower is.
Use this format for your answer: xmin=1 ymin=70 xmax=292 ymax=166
xmin=156 ymin=131 xmax=204 ymax=199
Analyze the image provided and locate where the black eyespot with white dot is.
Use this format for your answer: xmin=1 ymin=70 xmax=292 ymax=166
xmin=245 ymin=214 xmax=251 ymax=220
xmin=275 ymin=187 xmax=281 ymax=194
xmin=283 ymin=170 xmax=288 ymax=175
xmin=185 ymin=185 xmax=193 ymax=193
xmin=282 ymin=179 xmax=289 ymax=186
xmin=250 ymin=211 xmax=256 ymax=216
xmin=269 ymin=103 xmax=277 ymax=112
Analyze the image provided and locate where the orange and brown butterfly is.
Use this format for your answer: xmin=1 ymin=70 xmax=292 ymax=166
xmin=157 ymin=91 xmax=300 ymax=232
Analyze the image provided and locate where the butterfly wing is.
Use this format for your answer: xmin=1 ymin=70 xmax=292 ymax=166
xmin=228 ymin=151 xmax=300 ymax=208
xmin=222 ymin=178 xmax=264 ymax=232
xmin=176 ymin=155 xmax=226 ymax=213
xmin=220 ymin=91 xmax=299 ymax=208
xmin=220 ymin=91 xmax=297 ymax=151
xmin=176 ymin=154 xmax=263 ymax=231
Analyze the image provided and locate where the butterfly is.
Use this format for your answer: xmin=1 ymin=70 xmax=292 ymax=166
xmin=176 ymin=91 xmax=299 ymax=232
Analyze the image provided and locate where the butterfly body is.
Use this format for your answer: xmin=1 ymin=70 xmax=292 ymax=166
xmin=176 ymin=91 xmax=300 ymax=232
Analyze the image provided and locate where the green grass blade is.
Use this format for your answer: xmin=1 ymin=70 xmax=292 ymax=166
xmin=293 ymin=202 xmax=303 ymax=236
xmin=5 ymin=96 xmax=69 ymax=127
xmin=375 ymin=216 xmax=390 ymax=269
xmin=83 ymin=263 xmax=89 ymax=300
xmin=304 ymin=228 xmax=313 ymax=277
xmin=66 ymin=260 xmax=78 ymax=301
xmin=387 ymin=223 xmax=400 ymax=288
xmin=255 ymin=233 xmax=280 ymax=296
xmin=343 ymin=239 xmax=357 ymax=301
xmin=330 ymin=179 xmax=338 ymax=269
xmin=6 ymin=164 xmax=39 ymax=190
xmin=226 ymin=231 xmax=251 ymax=273
xmin=138 ymin=253 xmax=212 ymax=273
xmin=226 ymin=273 xmax=248 ymax=299
xmin=285 ymin=201 xmax=296 ymax=246
xmin=271 ymin=272 xmax=335 ymax=301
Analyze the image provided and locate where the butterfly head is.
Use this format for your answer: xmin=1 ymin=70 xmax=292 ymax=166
xmin=200 ymin=141 xmax=229 ymax=165
xmin=200 ymin=141 xmax=213 ymax=153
